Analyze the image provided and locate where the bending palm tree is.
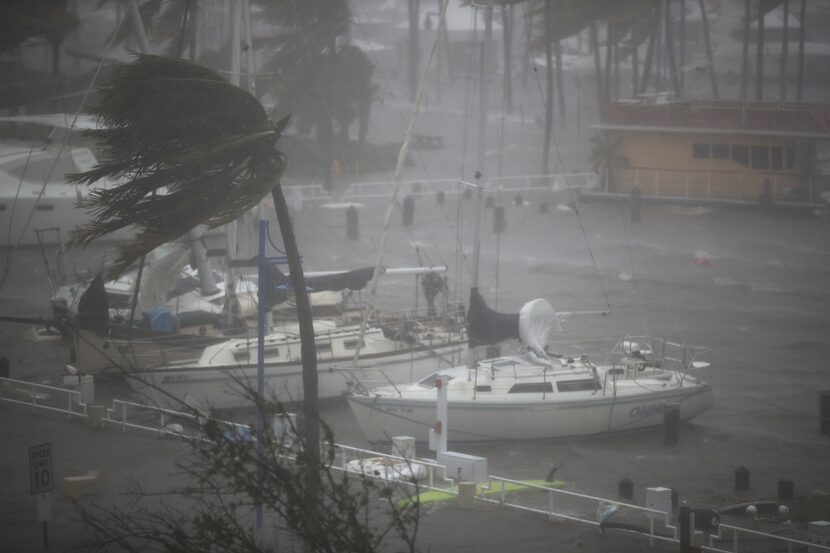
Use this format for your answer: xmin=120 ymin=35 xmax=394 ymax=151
xmin=68 ymin=54 xmax=320 ymax=467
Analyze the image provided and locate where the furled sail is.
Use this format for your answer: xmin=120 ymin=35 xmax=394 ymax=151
xmin=77 ymin=273 xmax=109 ymax=335
xmin=467 ymin=288 xmax=520 ymax=347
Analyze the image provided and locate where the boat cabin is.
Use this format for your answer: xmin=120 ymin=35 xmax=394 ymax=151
xmin=593 ymin=99 xmax=830 ymax=204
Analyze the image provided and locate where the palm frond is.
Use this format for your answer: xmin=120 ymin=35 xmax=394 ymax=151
xmin=67 ymin=54 xmax=288 ymax=277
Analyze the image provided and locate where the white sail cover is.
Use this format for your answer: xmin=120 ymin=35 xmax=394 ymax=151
xmin=518 ymin=299 xmax=561 ymax=364
xmin=135 ymin=241 xmax=192 ymax=315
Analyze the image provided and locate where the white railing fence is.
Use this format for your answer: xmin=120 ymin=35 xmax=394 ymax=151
xmin=3 ymin=376 xmax=828 ymax=553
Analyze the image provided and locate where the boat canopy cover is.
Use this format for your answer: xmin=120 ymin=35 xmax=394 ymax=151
xmin=518 ymin=298 xmax=560 ymax=364
xmin=467 ymin=288 xmax=520 ymax=346
xmin=272 ymin=266 xmax=376 ymax=293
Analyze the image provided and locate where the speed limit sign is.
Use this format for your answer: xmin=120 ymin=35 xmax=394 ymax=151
xmin=29 ymin=443 xmax=54 ymax=495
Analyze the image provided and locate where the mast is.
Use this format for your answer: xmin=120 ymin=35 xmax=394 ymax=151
xmin=477 ymin=0 xmax=493 ymax=174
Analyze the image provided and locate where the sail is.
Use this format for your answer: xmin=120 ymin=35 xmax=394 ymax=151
xmin=518 ymin=299 xmax=561 ymax=364
xmin=273 ymin=266 xmax=376 ymax=293
xmin=467 ymin=288 xmax=520 ymax=347
xmin=77 ymin=273 xmax=109 ymax=335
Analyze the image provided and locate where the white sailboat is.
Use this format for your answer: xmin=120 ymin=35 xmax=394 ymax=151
xmin=126 ymin=314 xmax=466 ymax=409
xmin=347 ymin=301 xmax=713 ymax=443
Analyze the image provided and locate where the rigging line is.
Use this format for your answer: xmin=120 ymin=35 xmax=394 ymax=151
xmin=613 ymin=200 xmax=650 ymax=336
xmin=0 ymin=1 xmax=129 ymax=296
xmin=4 ymin=145 xmax=36 ymax=254
xmin=620 ymin=213 xmax=687 ymax=344
xmin=452 ymin=6 xmax=480 ymax=301
xmin=528 ymin=27 xmax=612 ymax=316
xmin=733 ymin=391 xmax=819 ymax=420
xmin=346 ymin=5 xmax=455 ymax=271
xmin=354 ymin=0 xmax=452 ymax=365
xmin=265 ymin=223 xmax=286 ymax=255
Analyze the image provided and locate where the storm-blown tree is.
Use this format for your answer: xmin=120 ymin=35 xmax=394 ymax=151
xmin=0 ymin=0 xmax=79 ymax=75
xmin=75 ymin=394 xmax=422 ymax=553
xmin=66 ymin=53 xmax=321 ymax=476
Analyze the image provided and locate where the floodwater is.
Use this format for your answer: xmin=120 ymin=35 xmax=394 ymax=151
xmin=2 ymin=194 xmax=830 ymax=509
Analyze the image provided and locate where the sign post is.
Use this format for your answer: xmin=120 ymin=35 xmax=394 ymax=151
xmin=29 ymin=443 xmax=53 ymax=548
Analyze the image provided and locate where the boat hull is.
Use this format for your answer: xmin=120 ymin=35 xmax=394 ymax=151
xmin=127 ymin=343 xmax=466 ymax=410
xmin=347 ymin=385 xmax=714 ymax=443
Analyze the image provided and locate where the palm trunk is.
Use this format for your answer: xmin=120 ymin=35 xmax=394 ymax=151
xmin=698 ymin=0 xmax=719 ymax=98
xmin=269 ymin=185 xmax=320 ymax=480
xmin=741 ymin=0 xmax=750 ymax=99
xmin=632 ymin=30 xmax=640 ymax=97
xmin=408 ymin=0 xmax=420 ymax=102
xmin=604 ymin=23 xmax=613 ymax=108
xmin=679 ymin=0 xmax=686 ymax=94
xmin=638 ymin=6 xmax=659 ymax=95
xmin=664 ymin=0 xmax=681 ymax=94
xmin=502 ymin=5 xmax=513 ymax=114
xmin=796 ymin=0 xmax=805 ymax=101
xmin=780 ymin=0 xmax=789 ymax=101
xmin=554 ymin=39 xmax=566 ymax=129
xmin=590 ymin=21 xmax=605 ymax=120
xmin=755 ymin=0 xmax=766 ymax=100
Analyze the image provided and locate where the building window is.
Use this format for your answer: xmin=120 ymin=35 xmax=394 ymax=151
xmin=751 ymin=146 xmax=769 ymax=170
xmin=770 ymin=146 xmax=783 ymax=170
xmin=692 ymin=143 xmax=710 ymax=159
xmin=711 ymin=144 xmax=730 ymax=160
xmin=731 ymin=145 xmax=750 ymax=167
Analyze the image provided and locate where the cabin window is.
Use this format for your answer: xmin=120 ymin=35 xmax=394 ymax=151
xmin=770 ymin=146 xmax=783 ymax=171
xmin=751 ymin=146 xmax=769 ymax=170
xmin=233 ymin=350 xmax=251 ymax=362
xmin=344 ymin=339 xmax=361 ymax=350
xmin=316 ymin=342 xmax=332 ymax=352
xmin=475 ymin=385 xmax=492 ymax=392
xmin=557 ymin=379 xmax=599 ymax=392
xmin=35 ymin=204 xmax=54 ymax=211
xmin=711 ymin=144 xmax=730 ymax=160
xmin=692 ymin=143 xmax=710 ymax=159
xmin=731 ymin=145 xmax=749 ymax=167
xmin=508 ymin=382 xmax=553 ymax=394
xmin=0 ymin=204 xmax=6 ymax=211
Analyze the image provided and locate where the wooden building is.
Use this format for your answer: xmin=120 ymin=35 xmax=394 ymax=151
xmin=593 ymin=100 xmax=830 ymax=204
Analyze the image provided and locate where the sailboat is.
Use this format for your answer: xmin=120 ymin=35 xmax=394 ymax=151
xmin=347 ymin=292 xmax=713 ymax=442
xmin=345 ymin=1 xmax=713 ymax=443
xmin=52 ymin=237 xmax=465 ymax=379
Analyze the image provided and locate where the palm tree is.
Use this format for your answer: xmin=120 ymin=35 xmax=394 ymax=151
xmin=796 ymin=0 xmax=806 ymax=101
xmin=0 ymin=0 xmax=79 ymax=75
xmin=67 ymin=54 xmax=321 ymax=472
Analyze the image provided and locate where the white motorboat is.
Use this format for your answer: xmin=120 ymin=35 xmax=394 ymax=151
xmin=347 ymin=296 xmax=713 ymax=443
xmin=127 ymin=318 xmax=467 ymax=409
